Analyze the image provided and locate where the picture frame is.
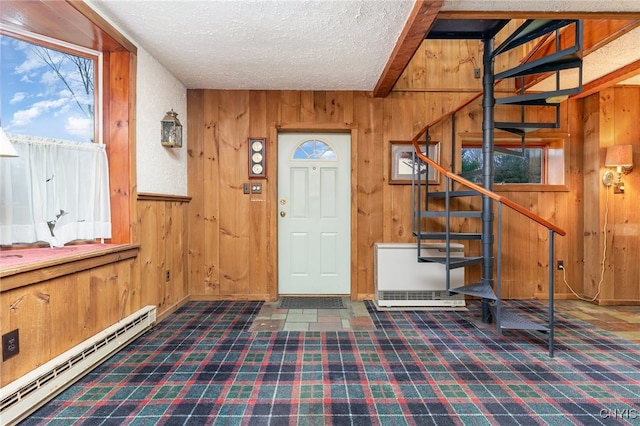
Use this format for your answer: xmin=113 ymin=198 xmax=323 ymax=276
xmin=389 ymin=140 xmax=440 ymax=185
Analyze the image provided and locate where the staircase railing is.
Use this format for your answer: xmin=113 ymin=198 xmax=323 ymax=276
xmin=409 ymin=123 xmax=565 ymax=357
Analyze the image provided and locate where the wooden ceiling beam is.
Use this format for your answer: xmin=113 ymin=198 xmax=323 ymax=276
xmin=373 ymin=0 xmax=444 ymax=98
xmin=572 ymin=59 xmax=640 ymax=99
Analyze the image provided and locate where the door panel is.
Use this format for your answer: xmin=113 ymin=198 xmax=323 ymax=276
xmin=278 ymin=133 xmax=350 ymax=295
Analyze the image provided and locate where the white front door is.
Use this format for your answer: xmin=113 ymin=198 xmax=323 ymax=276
xmin=277 ymin=133 xmax=351 ymax=295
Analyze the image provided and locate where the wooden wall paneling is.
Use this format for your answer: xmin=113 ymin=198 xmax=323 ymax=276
xmin=353 ymin=92 xmax=385 ymax=298
xmin=582 ymin=94 xmax=603 ymax=300
xmin=187 ymin=90 xmax=206 ymax=295
xmin=164 ymin=201 xmax=174 ymax=310
xmin=218 ymin=91 xmax=251 ymax=296
xmin=249 ymin=91 xmax=270 ymax=298
xmin=395 ymin=39 xmax=483 ymax=92
xmin=329 ymin=91 xmax=355 ymax=124
xmin=383 ymin=92 xmax=417 ymax=242
xmin=0 ymin=259 xmax=137 ymax=386
xmin=313 ymin=92 xmax=328 ymax=122
xmin=106 ymin=51 xmax=133 ymax=244
xmin=139 ymin=200 xmax=160 ymax=307
xmin=299 ymin=91 xmax=315 ymax=123
xmin=598 ymin=88 xmax=616 ymax=302
xmin=281 ymin=90 xmax=302 ymax=122
xmin=565 ymin=100 xmax=585 ymax=296
xmin=612 ymin=87 xmax=640 ymax=302
xmin=534 ymin=192 xmax=558 ymax=298
xmin=203 ymin=90 xmax=221 ymax=296
xmin=396 ymin=40 xmax=427 ymax=90
xmin=1 ymin=283 xmax=51 ymax=386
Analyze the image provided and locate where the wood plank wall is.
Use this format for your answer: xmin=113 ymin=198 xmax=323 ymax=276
xmin=185 ymin=34 xmax=608 ymax=303
xmin=137 ymin=194 xmax=191 ymax=318
xmin=583 ymin=87 xmax=640 ymax=305
xmin=1 ymin=257 xmax=137 ymax=386
xmin=186 ymin=87 xmax=590 ymax=302
xmin=0 ymin=197 xmax=190 ymax=386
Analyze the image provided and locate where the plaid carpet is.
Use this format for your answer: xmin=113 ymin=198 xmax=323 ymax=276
xmin=22 ymin=300 xmax=640 ymax=425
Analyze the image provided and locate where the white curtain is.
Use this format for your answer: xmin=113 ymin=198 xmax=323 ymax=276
xmin=0 ymin=134 xmax=111 ymax=247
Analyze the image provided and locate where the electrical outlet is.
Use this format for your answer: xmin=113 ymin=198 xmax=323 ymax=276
xmin=2 ymin=329 xmax=19 ymax=361
xmin=557 ymin=260 xmax=564 ymax=270
xmin=474 ymin=67 xmax=481 ymax=78
xmin=165 ymin=269 xmax=170 ymax=282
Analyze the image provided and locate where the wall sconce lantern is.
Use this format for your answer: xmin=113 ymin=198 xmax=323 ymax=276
xmin=602 ymin=144 xmax=633 ymax=193
xmin=161 ymin=109 xmax=182 ymax=148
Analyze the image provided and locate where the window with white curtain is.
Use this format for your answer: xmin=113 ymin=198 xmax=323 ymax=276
xmin=1 ymin=31 xmax=111 ymax=247
xmin=0 ymin=134 xmax=111 ymax=247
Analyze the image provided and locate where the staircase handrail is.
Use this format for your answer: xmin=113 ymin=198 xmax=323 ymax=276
xmin=409 ymin=133 xmax=566 ymax=237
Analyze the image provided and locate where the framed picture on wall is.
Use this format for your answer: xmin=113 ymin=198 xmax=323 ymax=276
xmin=389 ymin=140 xmax=440 ymax=185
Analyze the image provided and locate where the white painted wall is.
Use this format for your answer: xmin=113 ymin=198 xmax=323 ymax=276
xmin=135 ymin=49 xmax=187 ymax=196
xmin=86 ymin=1 xmax=188 ymax=196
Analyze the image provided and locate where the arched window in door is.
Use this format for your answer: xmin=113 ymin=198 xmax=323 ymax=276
xmin=292 ymin=138 xmax=337 ymax=160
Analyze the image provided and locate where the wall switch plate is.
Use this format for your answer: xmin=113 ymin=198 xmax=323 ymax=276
xmin=243 ymin=183 xmax=250 ymax=194
xmin=2 ymin=329 xmax=19 ymax=361
xmin=251 ymin=183 xmax=262 ymax=194
xmin=474 ymin=68 xmax=481 ymax=78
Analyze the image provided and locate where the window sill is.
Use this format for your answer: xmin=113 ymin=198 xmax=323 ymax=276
xmin=492 ymin=184 xmax=569 ymax=192
xmin=0 ymin=244 xmax=139 ymax=292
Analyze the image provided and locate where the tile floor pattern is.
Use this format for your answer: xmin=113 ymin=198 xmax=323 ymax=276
xmin=553 ymin=299 xmax=640 ymax=343
xmin=250 ymin=298 xmax=640 ymax=343
xmin=249 ymin=298 xmax=376 ymax=332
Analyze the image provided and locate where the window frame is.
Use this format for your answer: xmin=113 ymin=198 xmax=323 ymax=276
xmin=459 ymin=132 xmax=569 ymax=192
xmin=1 ymin=28 xmax=102 ymax=145
xmin=0 ymin=1 xmax=137 ymax=247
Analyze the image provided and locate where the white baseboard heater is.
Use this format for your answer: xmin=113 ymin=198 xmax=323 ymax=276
xmin=0 ymin=305 xmax=156 ymax=426
xmin=374 ymin=243 xmax=465 ymax=308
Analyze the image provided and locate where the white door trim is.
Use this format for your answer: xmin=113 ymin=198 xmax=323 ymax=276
xmin=270 ymin=124 xmax=357 ymax=300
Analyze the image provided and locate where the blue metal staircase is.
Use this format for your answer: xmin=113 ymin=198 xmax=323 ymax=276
xmin=409 ymin=18 xmax=580 ymax=356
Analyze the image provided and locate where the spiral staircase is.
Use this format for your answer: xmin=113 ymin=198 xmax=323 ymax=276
xmin=410 ymin=19 xmax=582 ymax=357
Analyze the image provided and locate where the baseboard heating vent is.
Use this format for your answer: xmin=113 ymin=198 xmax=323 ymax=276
xmin=376 ymin=291 xmax=465 ymax=307
xmin=0 ymin=305 xmax=156 ymax=426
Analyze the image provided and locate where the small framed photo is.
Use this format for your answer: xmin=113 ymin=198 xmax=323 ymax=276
xmin=389 ymin=140 xmax=440 ymax=185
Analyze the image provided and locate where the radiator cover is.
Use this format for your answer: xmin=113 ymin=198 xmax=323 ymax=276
xmin=374 ymin=243 xmax=465 ymax=308
xmin=0 ymin=305 xmax=156 ymax=426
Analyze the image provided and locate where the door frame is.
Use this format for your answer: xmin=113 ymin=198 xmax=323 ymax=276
xmin=268 ymin=123 xmax=358 ymax=301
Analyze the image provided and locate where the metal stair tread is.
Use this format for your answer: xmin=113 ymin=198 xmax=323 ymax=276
xmin=490 ymin=305 xmax=549 ymax=332
xmin=494 ymin=122 xmax=558 ymax=136
xmin=418 ymin=256 xmax=484 ymax=268
xmin=492 ymin=19 xmax=577 ymax=57
xmin=495 ymin=88 xmax=581 ymax=106
xmin=413 ymin=232 xmax=482 ymax=240
xmin=495 ymin=48 xmax=581 ymax=80
xmin=415 ymin=210 xmax=482 ymax=218
xmin=426 ymin=190 xmax=481 ymax=198
xmin=449 ymin=281 xmax=497 ymax=300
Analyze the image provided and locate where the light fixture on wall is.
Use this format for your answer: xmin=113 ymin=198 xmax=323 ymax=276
xmin=0 ymin=126 xmax=19 ymax=157
xmin=602 ymin=144 xmax=633 ymax=193
xmin=161 ymin=109 xmax=182 ymax=148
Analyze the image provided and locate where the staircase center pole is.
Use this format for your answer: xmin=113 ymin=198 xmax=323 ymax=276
xmin=481 ymin=37 xmax=495 ymax=323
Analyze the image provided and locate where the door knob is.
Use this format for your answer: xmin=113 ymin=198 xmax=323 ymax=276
xmin=280 ymin=211 xmax=286 ymax=217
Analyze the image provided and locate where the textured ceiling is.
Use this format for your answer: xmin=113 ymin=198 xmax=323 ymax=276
xmin=88 ymin=0 xmax=415 ymax=90
xmin=87 ymin=0 xmax=640 ymax=91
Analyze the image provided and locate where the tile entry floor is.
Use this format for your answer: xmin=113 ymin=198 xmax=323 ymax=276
xmin=249 ymin=297 xmax=640 ymax=343
xmin=249 ymin=298 xmax=376 ymax=332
